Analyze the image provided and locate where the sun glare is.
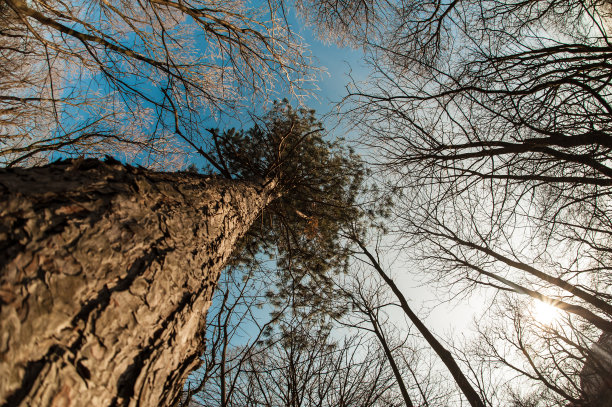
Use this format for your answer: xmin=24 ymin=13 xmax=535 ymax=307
xmin=532 ymin=300 xmax=562 ymax=325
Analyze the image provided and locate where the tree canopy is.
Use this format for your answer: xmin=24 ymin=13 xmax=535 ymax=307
xmin=3 ymin=0 xmax=612 ymax=406
xmin=0 ymin=0 xmax=313 ymax=166
xmin=330 ymin=0 xmax=612 ymax=405
xmin=207 ymin=100 xmax=368 ymax=319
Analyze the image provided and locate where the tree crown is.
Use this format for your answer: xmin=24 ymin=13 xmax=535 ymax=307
xmin=205 ymin=100 xmax=368 ymax=318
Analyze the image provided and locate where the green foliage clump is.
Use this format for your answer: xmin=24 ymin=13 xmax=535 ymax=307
xmin=207 ymin=100 xmax=367 ymax=318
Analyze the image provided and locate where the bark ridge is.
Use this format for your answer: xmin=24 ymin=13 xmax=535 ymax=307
xmin=0 ymin=159 xmax=269 ymax=406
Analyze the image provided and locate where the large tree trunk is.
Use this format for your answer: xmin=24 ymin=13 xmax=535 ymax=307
xmin=0 ymin=158 xmax=275 ymax=406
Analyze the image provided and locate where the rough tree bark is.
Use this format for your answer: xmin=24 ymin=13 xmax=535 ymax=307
xmin=0 ymin=158 xmax=276 ymax=406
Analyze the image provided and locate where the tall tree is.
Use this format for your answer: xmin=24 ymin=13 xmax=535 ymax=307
xmin=0 ymin=102 xmax=364 ymax=406
xmin=334 ymin=265 xmax=455 ymax=407
xmin=346 ymin=232 xmax=486 ymax=407
xmin=311 ymin=0 xmax=612 ymax=404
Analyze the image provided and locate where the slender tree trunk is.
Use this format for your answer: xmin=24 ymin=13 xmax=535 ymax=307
xmin=0 ymin=158 xmax=276 ymax=406
xmin=353 ymin=238 xmax=486 ymax=407
xmin=365 ymin=310 xmax=414 ymax=407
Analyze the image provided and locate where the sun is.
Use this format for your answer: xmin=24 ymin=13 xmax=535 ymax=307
xmin=532 ymin=300 xmax=562 ymax=325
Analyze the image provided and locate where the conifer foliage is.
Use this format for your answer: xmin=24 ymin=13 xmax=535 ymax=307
xmin=208 ymin=100 xmax=366 ymax=318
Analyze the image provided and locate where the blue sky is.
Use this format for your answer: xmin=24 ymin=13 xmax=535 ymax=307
xmin=198 ymin=6 xmax=372 ymax=141
xmin=294 ymin=27 xmax=369 ymax=116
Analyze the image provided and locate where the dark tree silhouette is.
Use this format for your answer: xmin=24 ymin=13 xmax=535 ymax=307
xmin=321 ymin=0 xmax=612 ymax=404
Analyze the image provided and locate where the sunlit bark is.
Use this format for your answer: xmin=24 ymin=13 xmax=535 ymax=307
xmin=0 ymin=158 xmax=276 ymax=406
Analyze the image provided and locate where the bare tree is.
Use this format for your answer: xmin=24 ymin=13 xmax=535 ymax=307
xmin=304 ymin=0 xmax=612 ymax=404
xmin=0 ymin=0 xmax=314 ymax=166
xmin=182 ymin=260 xmax=405 ymax=407
xmin=213 ymin=320 xmax=401 ymax=407
xmin=334 ymin=265 xmax=456 ymax=407
xmin=293 ymin=0 xmax=393 ymax=47
xmin=343 ymin=232 xmax=487 ymax=407
xmin=459 ymin=296 xmax=612 ymax=406
xmin=182 ymin=260 xmax=289 ymax=407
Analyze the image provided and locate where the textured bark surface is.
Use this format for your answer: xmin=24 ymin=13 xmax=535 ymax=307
xmin=580 ymin=333 xmax=612 ymax=407
xmin=0 ymin=159 xmax=273 ymax=406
